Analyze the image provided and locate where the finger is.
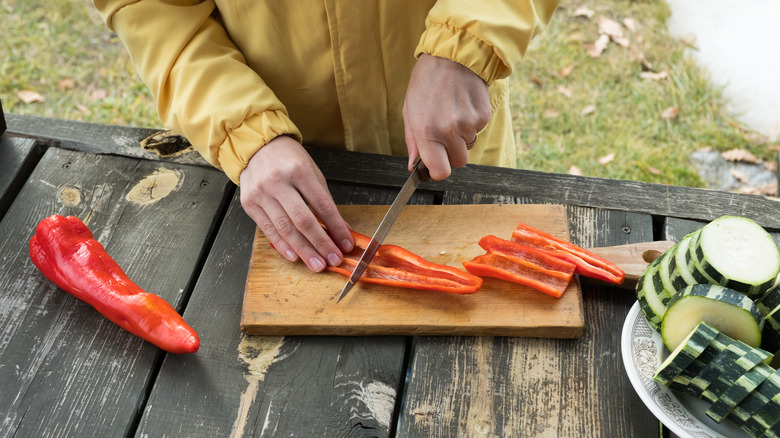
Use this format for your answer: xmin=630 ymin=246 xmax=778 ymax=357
xmin=264 ymin=189 xmax=334 ymax=272
xmin=240 ymin=193 xmax=299 ymax=262
xmin=299 ymin=179 xmax=354 ymax=255
xmin=417 ymin=139 xmax=452 ymax=180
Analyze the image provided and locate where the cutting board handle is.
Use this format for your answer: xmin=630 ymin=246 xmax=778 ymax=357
xmin=586 ymin=240 xmax=676 ymax=290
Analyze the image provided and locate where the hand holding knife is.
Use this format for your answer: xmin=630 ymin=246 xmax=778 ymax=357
xmin=337 ymin=157 xmax=430 ymax=302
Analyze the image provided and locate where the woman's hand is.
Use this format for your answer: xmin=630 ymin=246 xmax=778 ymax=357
xmin=239 ymin=136 xmax=354 ymax=272
xmin=402 ymin=54 xmax=492 ymax=180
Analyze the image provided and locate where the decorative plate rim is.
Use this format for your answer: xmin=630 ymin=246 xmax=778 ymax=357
xmin=620 ymin=301 xmax=747 ymax=438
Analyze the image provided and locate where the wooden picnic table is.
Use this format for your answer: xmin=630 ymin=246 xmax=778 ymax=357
xmin=2 ymin=113 xmax=779 ymax=437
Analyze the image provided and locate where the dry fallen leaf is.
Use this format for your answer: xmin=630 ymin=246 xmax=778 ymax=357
xmin=17 ymin=90 xmax=46 ymax=104
xmin=581 ymin=105 xmax=597 ymax=116
xmin=531 ymin=75 xmax=543 ymax=88
xmin=730 ymin=169 xmax=750 ymax=184
xmin=623 ymin=18 xmax=637 ymax=33
xmin=598 ymin=152 xmax=615 ymax=165
xmin=586 ymin=34 xmax=610 ymax=58
xmin=646 ymin=165 xmax=662 ymax=176
xmin=734 ymin=183 xmax=778 ymax=197
xmin=58 ymin=77 xmax=76 ymax=90
xmin=75 ymin=104 xmax=92 ymax=115
xmin=598 ymin=16 xmax=624 ymax=39
xmin=721 ymin=148 xmax=762 ymax=164
xmin=679 ymin=34 xmax=699 ymax=49
xmin=568 ymin=165 xmax=583 ymax=176
xmin=661 ymin=106 xmax=680 ymax=120
xmin=631 ymin=51 xmax=654 ymax=71
xmin=574 ymin=6 xmax=595 ymax=19
xmin=640 ymin=71 xmax=670 ymax=81
xmin=543 ymin=109 xmax=560 ymax=119
xmin=556 ymin=85 xmax=573 ymax=98
xmin=560 ymin=63 xmax=576 ymax=78
xmin=90 ymin=89 xmax=108 ymax=101
xmin=764 ymin=161 xmax=777 ymax=172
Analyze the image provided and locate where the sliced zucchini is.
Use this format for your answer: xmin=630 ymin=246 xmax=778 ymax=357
xmin=691 ymin=215 xmax=780 ymax=298
xmin=762 ymin=305 xmax=780 ymax=354
xmin=661 ymin=284 xmax=763 ymax=351
xmin=653 ymin=321 xmax=719 ymax=385
xmin=654 ymin=249 xmax=681 ymax=298
xmin=686 ymin=230 xmax=720 ymax=284
xmin=742 ymin=391 xmax=780 ymax=437
xmin=635 ymin=264 xmax=668 ymax=331
xmin=730 ymin=367 xmax=780 ymax=428
xmin=687 ymin=334 xmax=740 ymax=401
xmin=706 ymin=344 xmax=774 ymax=423
xmin=673 ymin=233 xmax=699 ymax=286
xmin=715 ymin=364 xmax=774 ymax=426
xmin=758 ymin=285 xmax=780 ymax=316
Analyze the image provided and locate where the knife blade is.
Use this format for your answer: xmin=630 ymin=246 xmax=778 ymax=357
xmin=336 ymin=157 xmax=429 ymax=303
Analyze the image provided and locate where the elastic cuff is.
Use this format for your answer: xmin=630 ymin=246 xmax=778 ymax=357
xmin=415 ymin=22 xmax=511 ymax=85
xmin=218 ymin=110 xmax=302 ymax=185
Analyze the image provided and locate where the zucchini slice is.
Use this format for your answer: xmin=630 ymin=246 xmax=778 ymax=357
xmin=636 ymin=263 xmax=669 ymax=331
xmin=706 ymin=343 xmax=773 ymax=423
xmin=661 ymin=284 xmax=763 ymax=351
xmin=758 ymin=285 xmax=780 ymax=316
xmin=762 ymin=305 xmax=780 ymax=354
xmin=673 ymin=233 xmax=699 ymax=287
xmin=692 ymin=215 xmax=780 ymax=298
xmin=653 ymin=321 xmax=719 ymax=385
xmin=729 ymin=367 xmax=780 ymax=428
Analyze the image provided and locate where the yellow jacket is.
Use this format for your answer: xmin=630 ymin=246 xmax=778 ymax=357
xmin=94 ymin=0 xmax=558 ymax=184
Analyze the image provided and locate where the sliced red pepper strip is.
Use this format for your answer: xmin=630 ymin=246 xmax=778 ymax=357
xmin=325 ymin=230 xmax=482 ymax=294
xmin=29 ymin=215 xmax=200 ymax=354
xmin=463 ymin=235 xmax=577 ymax=298
xmin=511 ymin=222 xmax=626 ymax=285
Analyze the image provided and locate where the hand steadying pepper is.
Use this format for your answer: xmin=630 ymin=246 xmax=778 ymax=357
xmin=28 ymin=215 xmax=199 ymax=354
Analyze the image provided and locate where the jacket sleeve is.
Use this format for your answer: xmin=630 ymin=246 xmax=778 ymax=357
xmin=415 ymin=0 xmax=560 ymax=85
xmin=92 ymin=0 xmax=302 ymax=184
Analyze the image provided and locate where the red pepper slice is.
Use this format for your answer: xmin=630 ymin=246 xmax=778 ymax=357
xmin=462 ymin=235 xmax=577 ymax=298
xmin=29 ymin=215 xmax=200 ymax=354
xmin=511 ymin=222 xmax=625 ymax=285
xmin=326 ymin=230 xmax=482 ymax=294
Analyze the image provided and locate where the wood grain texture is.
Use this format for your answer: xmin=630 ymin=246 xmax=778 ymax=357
xmin=0 ymin=136 xmax=43 ymax=220
xmin=0 ymin=147 xmax=230 ymax=437
xmin=398 ymin=204 xmax=661 ymax=437
xmin=241 ymin=204 xmax=585 ymax=337
xmin=308 ymin=148 xmax=780 ymax=230
xmin=137 ymin=192 xmax=408 ymax=437
xmin=5 ymin=113 xmax=209 ymax=166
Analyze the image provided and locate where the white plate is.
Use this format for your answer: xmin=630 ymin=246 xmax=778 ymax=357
xmin=621 ymin=301 xmax=749 ymax=438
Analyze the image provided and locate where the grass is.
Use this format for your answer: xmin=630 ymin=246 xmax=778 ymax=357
xmin=1 ymin=0 xmax=776 ymax=188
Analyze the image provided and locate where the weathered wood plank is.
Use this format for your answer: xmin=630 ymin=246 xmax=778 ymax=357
xmin=0 ymin=147 xmax=231 ymax=437
xmin=309 ymin=148 xmax=780 ymax=230
xmin=0 ymin=136 xmax=43 ymax=220
xmin=397 ymin=202 xmax=659 ymax=437
xmin=136 ymin=190 xmax=409 ymax=437
xmin=5 ymin=113 xmax=209 ymax=166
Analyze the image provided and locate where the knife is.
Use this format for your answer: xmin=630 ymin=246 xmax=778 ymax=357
xmin=337 ymin=157 xmax=429 ymax=303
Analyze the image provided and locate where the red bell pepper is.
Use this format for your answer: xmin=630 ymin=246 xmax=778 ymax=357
xmin=511 ymin=222 xmax=625 ymax=285
xmin=28 ymin=215 xmax=199 ymax=354
xmin=326 ymin=230 xmax=482 ymax=294
xmin=462 ymin=235 xmax=577 ymax=298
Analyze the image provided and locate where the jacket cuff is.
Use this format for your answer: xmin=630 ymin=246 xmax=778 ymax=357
xmin=415 ymin=22 xmax=511 ymax=85
xmin=217 ymin=110 xmax=302 ymax=185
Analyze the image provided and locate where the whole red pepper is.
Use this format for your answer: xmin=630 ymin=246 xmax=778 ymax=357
xmin=511 ymin=223 xmax=625 ymax=285
xmin=463 ymin=235 xmax=577 ymax=298
xmin=28 ymin=215 xmax=199 ymax=354
xmin=326 ymin=230 xmax=483 ymax=294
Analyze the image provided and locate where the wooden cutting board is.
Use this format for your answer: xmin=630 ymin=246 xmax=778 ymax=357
xmin=241 ymin=204 xmax=588 ymax=337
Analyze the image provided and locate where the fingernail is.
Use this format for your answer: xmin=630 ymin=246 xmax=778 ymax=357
xmin=285 ymin=249 xmax=298 ymax=262
xmin=341 ymin=239 xmax=354 ymax=252
xmin=327 ymin=252 xmax=341 ymax=266
xmin=309 ymin=257 xmax=325 ymax=272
